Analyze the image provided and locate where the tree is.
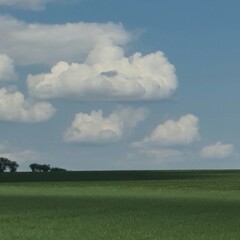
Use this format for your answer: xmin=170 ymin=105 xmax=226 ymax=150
xmin=41 ymin=164 xmax=51 ymax=172
xmin=29 ymin=163 xmax=67 ymax=172
xmin=29 ymin=163 xmax=37 ymax=172
xmin=0 ymin=161 xmax=6 ymax=172
xmin=29 ymin=163 xmax=51 ymax=172
xmin=0 ymin=157 xmax=19 ymax=172
xmin=9 ymin=161 xmax=19 ymax=172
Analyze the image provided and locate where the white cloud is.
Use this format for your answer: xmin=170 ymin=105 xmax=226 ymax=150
xmin=64 ymin=107 xmax=148 ymax=143
xmin=0 ymin=15 xmax=130 ymax=65
xmin=0 ymin=54 xmax=17 ymax=81
xmin=0 ymin=0 xmax=73 ymax=11
xmin=0 ymin=88 xmax=56 ymax=122
xmin=0 ymin=15 xmax=177 ymax=101
xmin=133 ymin=114 xmax=199 ymax=147
xmin=201 ymin=142 xmax=235 ymax=159
xmin=1 ymin=150 xmax=38 ymax=163
xmin=0 ymin=0 xmax=50 ymax=10
xmin=140 ymin=148 xmax=184 ymax=161
xmin=27 ymin=45 xmax=177 ymax=101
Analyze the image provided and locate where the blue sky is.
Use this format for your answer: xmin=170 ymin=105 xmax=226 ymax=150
xmin=0 ymin=0 xmax=239 ymax=170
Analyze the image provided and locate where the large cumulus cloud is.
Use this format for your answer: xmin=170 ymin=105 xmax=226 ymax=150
xmin=27 ymin=43 xmax=177 ymax=101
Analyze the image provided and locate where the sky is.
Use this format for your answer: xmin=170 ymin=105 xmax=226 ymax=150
xmin=0 ymin=0 xmax=239 ymax=171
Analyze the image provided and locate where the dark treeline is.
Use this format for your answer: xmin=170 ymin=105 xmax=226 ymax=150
xmin=0 ymin=170 xmax=238 ymax=183
xmin=0 ymin=157 xmax=67 ymax=173
xmin=29 ymin=163 xmax=67 ymax=172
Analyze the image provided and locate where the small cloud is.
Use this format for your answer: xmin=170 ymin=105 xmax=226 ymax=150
xmin=140 ymin=148 xmax=184 ymax=162
xmin=133 ymin=114 xmax=200 ymax=147
xmin=0 ymin=150 xmax=38 ymax=163
xmin=201 ymin=142 xmax=235 ymax=159
xmin=0 ymin=0 xmax=79 ymax=11
xmin=64 ymin=107 xmax=148 ymax=143
xmin=0 ymin=87 xmax=56 ymax=122
xmin=0 ymin=0 xmax=54 ymax=11
xmin=0 ymin=54 xmax=17 ymax=81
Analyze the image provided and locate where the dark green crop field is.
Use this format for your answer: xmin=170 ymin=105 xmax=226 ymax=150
xmin=0 ymin=170 xmax=240 ymax=240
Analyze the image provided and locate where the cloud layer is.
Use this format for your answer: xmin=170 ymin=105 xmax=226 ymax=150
xmin=64 ymin=107 xmax=148 ymax=143
xmin=0 ymin=88 xmax=56 ymax=122
xmin=201 ymin=142 xmax=234 ymax=159
xmin=0 ymin=15 xmax=177 ymax=101
xmin=0 ymin=54 xmax=17 ymax=81
xmin=0 ymin=0 xmax=75 ymax=11
xmin=27 ymin=46 xmax=177 ymax=101
xmin=133 ymin=114 xmax=199 ymax=147
xmin=0 ymin=0 xmax=51 ymax=10
xmin=0 ymin=15 xmax=130 ymax=65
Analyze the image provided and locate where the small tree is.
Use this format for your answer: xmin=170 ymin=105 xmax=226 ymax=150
xmin=9 ymin=161 xmax=19 ymax=172
xmin=29 ymin=163 xmax=51 ymax=172
xmin=0 ymin=157 xmax=19 ymax=172
xmin=0 ymin=161 xmax=6 ymax=172
xmin=29 ymin=163 xmax=38 ymax=172
xmin=41 ymin=164 xmax=51 ymax=172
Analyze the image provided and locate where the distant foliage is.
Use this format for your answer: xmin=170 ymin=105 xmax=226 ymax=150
xmin=29 ymin=163 xmax=51 ymax=172
xmin=29 ymin=163 xmax=67 ymax=172
xmin=0 ymin=157 xmax=19 ymax=172
xmin=0 ymin=160 xmax=6 ymax=172
xmin=50 ymin=167 xmax=67 ymax=172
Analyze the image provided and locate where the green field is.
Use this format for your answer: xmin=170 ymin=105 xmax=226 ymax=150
xmin=0 ymin=170 xmax=240 ymax=239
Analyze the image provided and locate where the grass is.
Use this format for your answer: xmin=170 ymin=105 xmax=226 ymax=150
xmin=0 ymin=170 xmax=240 ymax=239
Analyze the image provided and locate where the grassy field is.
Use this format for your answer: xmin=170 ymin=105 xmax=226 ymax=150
xmin=0 ymin=170 xmax=240 ymax=239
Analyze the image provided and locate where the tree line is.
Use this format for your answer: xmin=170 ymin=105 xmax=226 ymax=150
xmin=29 ymin=163 xmax=66 ymax=172
xmin=0 ymin=157 xmax=66 ymax=173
